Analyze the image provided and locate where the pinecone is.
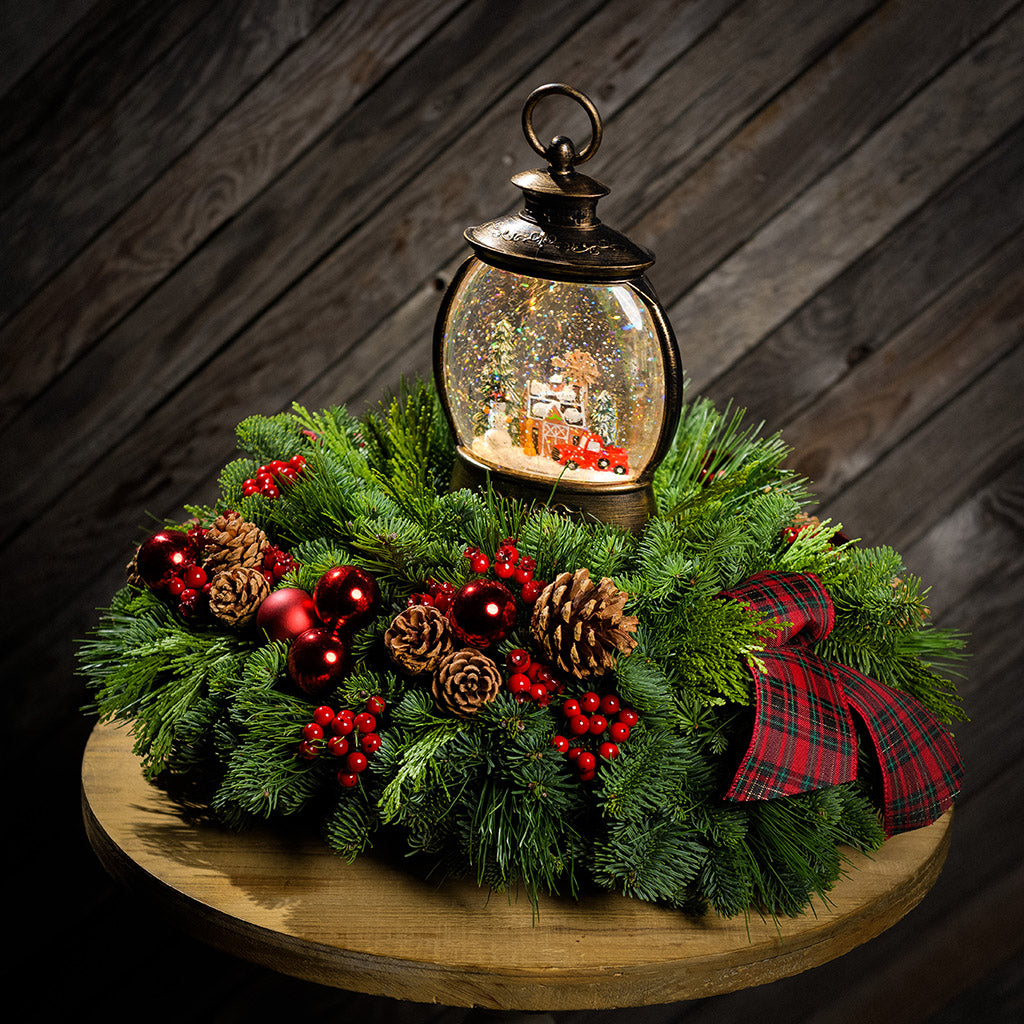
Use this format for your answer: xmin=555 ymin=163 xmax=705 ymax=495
xmin=203 ymin=511 xmax=268 ymax=573
xmin=125 ymin=552 xmax=144 ymax=589
xmin=207 ymin=566 xmax=271 ymax=627
xmin=530 ymin=567 xmax=638 ymax=678
xmin=432 ymin=648 xmax=502 ymax=718
xmin=385 ymin=604 xmax=454 ymax=676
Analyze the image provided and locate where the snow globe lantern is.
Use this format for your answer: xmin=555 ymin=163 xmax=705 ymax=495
xmin=434 ymin=84 xmax=682 ymax=531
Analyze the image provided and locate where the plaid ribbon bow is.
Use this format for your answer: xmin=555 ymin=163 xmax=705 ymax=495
xmin=720 ymin=571 xmax=962 ymax=836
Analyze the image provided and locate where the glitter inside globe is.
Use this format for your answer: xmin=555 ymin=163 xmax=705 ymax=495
xmin=448 ymin=579 xmax=517 ymax=648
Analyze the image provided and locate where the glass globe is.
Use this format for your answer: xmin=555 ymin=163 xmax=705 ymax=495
xmin=438 ymin=259 xmax=670 ymax=487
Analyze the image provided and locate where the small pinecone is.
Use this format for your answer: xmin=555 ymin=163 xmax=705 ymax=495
xmin=432 ymin=648 xmax=502 ymax=718
xmin=208 ymin=566 xmax=271 ymax=627
xmin=530 ymin=567 xmax=638 ymax=678
xmin=203 ymin=511 xmax=268 ymax=573
xmin=385 ymin=604 xmax=454 ymax=675
xmin=125 ymin=552 xmax=144 ymax=589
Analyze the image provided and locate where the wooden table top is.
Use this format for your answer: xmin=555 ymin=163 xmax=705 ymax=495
xmin=81 ymin=720 xmax=952 ymax=1012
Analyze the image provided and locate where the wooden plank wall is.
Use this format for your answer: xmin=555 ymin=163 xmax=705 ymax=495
xmin=2 ymin=1 xmax=1021 ymax=1019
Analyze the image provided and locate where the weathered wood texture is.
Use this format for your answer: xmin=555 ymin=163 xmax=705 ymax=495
xmin=1 ymin=1 xmax=1021 ymax=1020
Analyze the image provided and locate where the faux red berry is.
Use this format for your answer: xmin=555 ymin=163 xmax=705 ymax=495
xmin=520 ymin=579 xmax=545 ymax=603
xmin=580 ymin=692 xmax=600 ymax=713
xmin=166 ymin=576 xmax=185 ymax=597
xmin=298 ymin=739 xmax=320 ymax=759
xmin=184 ymin=564 xmax=207 ymax=589
xmin=494 ymin=559 xmax=515 ymax=579
xmin=289 ymin=454 xmax=306 ymax=470
xmin=610 ymin=722 xmax=631 ymax=742
xmin=242 ymin=480 xmax=258 ymax=496
xmin=360 ymin=733 xmax=382 ymax=755
xmin=588 ymin=715 xmax=607 ymax=735
xmin=302 ymin=722 xmax=324 ymax=741
xmin=529 ymin=683 xmax=548 ymax=703
xmin=331 ymin=715 xmax=354 ymax=736
xmin=569 ymin=715 xmax=590 ymax=736
xmin=365 ymin=696 xmax=386 ymax=715
xmin=513 ymin=563 xmax=534 ymax=584
xmin=551 ymin=735 xmax=569 ymax=753
xmin=576 ymin=752 xmax=596 ymax=773
xmin=346 ymin=751 xmax=368 ymax=773
xmin=338 ymin=771 xmax=359 ymax=788
xmin=599 ymin=742 xmax=620 ymax=760
xmin=327 ymin=736 xmax=349 ymax=757
xmin=506 ymin=649 xmax=530 ymax=671
xmin=507 ymin=673 xmax=531 ymax=695
xmin=578 ymin=767 xmax=596 ymax=782
xmin=600 ymin=694 xmax=620 ymax=715
xmin=354 ymin=712 xmax=376 ymax=734
xmin=562 ymin=698 xmax=581 ymax=718
xmin=470 ymin=553 xmax=490 ymax=574
xmin=567 ymin=747 xmax=583 ymax=761
xmin=312 ymin=705 xmax=335 ymax=727
xmin=618 ymin=709 xmax=639 ymax=727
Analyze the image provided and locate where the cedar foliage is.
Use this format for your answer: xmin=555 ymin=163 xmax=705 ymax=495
xmin=79 ymin=381 xmax=966 ymax=918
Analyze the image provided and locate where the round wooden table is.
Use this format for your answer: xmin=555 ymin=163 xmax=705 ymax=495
xmin=81 ymin=720 xmax=952 ymax=1015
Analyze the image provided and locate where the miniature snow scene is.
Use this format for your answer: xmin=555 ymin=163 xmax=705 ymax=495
xmin=439 ymin=260 xmax=668 ymax=485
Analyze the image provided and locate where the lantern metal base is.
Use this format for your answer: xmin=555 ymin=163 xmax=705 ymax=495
xmin=450 ymin=454 xmax=655 ymax=534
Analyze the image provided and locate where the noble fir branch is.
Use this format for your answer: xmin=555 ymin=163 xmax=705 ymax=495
xmin=817 ymin=547 xmax=967 ymax=720
xmin=323 ymin=781 xmax=379 ymax=861
xmin=213 ymin=688 xmax=332 ymax=821
xmin=79 ymin=590 xmax=250 ymax=776
xmin=596 ymin=727 xmax=705 ymax=823
xmin=235 ymin=410 xmax=310 ymax=465
xmin=591 ymin=814 xmax=705 ymax=908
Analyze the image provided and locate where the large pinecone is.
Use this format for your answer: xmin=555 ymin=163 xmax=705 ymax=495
xmin=203 ymin=511 xmax=268 ymax=573
xmin=385 ymin=604 xmax=454 ymax=676
xmin=208 ymin=566 xmax=271 ymax=627
xmin=432 ymin=648 xmax=502 ymax=718
xmin=530 ymin=567 xmax=638 ymax=678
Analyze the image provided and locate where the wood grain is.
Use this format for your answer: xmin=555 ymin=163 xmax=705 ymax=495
xmin=82 ymin=720 xmax=953 ymax=1012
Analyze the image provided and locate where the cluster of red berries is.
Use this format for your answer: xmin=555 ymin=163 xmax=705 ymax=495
xmin=157 ymin=524 xmax=211 ymax=618
xmin=297 ymin=695 xmax=386 ymax=788
xmin=407 ymin=578 xmax=458 ymax=613
xmin=242 ymin=454 xmax=307 ymax=499
xmin=261 ymin=543 xmax=298 ymax=584
xmin=463 ymin=539 xmax=546 ymax=604
xmin=503 ymin=647 xmax=564 ymax=707
xmin=551 ymin=691 xmax=639 ymax=781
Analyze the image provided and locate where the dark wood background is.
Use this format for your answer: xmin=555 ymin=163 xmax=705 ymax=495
xmin=2 ymin=1 xmax=1021 ymax=1020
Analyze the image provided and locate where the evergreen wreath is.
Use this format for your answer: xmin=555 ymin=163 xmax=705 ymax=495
xmin=79 ymin=380 xmax=967 ymax=920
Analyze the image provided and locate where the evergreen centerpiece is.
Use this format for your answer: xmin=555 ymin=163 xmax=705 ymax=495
xmin=79 ymin=380 xmax=965 ymax=919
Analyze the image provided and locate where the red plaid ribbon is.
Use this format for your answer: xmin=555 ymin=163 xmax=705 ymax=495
xmin=720 ymin=572 xmax=962 ymax=835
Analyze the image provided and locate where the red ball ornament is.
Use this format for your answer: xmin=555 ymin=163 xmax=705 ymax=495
xmin=257 ymin=587 xmax=317 ymax=642
xmin=287 ymin=627 xmax=350 ymax=697
xmin=313 ymin=565 xmax=380 ymax=633
xmin=447 ymin=579 xmax=517 ymax=648
xmin=136 ymin=529 xmax=199 ymax=589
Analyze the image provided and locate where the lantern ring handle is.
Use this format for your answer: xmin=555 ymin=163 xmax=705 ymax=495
xmin=522 ymin=83 xmax=603 ymax=169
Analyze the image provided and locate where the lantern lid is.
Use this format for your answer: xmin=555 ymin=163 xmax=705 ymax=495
xmin=464 ymin=84 xmax=654 ymax=282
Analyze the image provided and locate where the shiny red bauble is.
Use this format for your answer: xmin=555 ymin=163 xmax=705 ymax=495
xmin=313 ymin=566 xmax=380 ymax=633
xmin=447 ymin=579 xmax=517 ymax=648
xmin=135 ymin=529 xmax=199 ymax=589
xmin=286 ymin=627 xmax=350 ymax=696
xmin=256 ymin=587 xmax=318 ymax=642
